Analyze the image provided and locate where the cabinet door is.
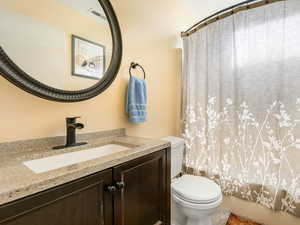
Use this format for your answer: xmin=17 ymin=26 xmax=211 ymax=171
xmin=114 ymin=149 xmax=171 ymax=225
xmin=0 ymin=169 xmax=113 ymax=225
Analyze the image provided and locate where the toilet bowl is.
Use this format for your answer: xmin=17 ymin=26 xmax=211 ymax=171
xmin=161 ymin=136 xmax=222 ymax=225
xmin=171 ymin=174 xmax=222 ymax=225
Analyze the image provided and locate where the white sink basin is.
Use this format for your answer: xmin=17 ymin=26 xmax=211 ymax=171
xmin=23 ymin=144 xmax=130 ymax=174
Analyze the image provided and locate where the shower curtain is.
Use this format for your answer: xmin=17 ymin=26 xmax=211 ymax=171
xmin=182 ymin=0 xmax=300 ymax=216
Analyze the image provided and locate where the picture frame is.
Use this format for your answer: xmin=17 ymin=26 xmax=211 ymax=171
xmin=72 ymin=35 xmax=106 ymax=80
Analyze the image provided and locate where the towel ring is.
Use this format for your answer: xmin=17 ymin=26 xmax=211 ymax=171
xmin=129 ymin=62 xmax=146 ymax=79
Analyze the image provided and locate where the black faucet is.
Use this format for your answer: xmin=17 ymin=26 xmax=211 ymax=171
xmin=53 ymin=117 xmax=87 ymax=150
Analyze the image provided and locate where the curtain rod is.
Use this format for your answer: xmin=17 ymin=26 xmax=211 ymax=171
xmin=181 ymin=0 xmax=285 ymax=37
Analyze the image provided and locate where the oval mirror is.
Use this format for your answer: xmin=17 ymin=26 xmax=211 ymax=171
xmin=0 ymin=0 xmax=122 ymax=102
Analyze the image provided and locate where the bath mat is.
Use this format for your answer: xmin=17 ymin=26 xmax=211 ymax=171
xmin=226 ymin=213 xmax=262 ymax=225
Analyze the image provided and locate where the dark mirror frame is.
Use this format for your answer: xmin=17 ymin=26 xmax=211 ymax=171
xmin=0 ymin=0 xmax=122 ymax=102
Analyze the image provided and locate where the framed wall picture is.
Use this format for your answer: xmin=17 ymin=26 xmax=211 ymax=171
xmin=72 ymin=35 xmax=106 ymax=80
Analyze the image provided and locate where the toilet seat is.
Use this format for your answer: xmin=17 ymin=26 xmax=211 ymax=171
xmin=171 ymin=175 xmax=222 ymax=204
xmin=172 ymin=191 xmax=222 ymax=210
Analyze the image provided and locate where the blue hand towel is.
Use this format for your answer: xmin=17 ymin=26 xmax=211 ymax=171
xmin=126 ymin=76 xmax=147 ymax=123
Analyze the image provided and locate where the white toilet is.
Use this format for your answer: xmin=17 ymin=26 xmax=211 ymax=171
xmin=162 ymin=137 xmax=222 ymax=225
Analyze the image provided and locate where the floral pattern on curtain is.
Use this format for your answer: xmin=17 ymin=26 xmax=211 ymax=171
xmin=182 ymin=0 xmax=300 ymax=217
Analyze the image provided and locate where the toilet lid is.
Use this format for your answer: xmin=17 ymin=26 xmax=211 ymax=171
xmin=172 ymin=175 xmax=221 ymax=204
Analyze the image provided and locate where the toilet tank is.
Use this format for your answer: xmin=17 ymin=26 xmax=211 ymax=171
xmin=161 ymin=136 xmax=185 ymax=178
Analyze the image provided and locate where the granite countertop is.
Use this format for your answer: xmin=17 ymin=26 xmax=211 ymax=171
xmin=0 ymin=129 xmax=170 ymax=205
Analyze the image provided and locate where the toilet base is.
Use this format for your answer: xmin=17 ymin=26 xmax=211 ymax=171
xmin=187 ymin=216 xmax=212 ymax=225
xmin=172 ymin=195 xmax=221 ymax=225
xmin=171 ymin=184 xmax=222 ymax=225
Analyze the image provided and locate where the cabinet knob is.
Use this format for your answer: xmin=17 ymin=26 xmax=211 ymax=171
xmin=154 ymin=221 xmax=163 ymax=225
xmin=107 ymin=185 xmax=117 ymax=193
xmin=116 ymin=181 xmax=125 ymax=189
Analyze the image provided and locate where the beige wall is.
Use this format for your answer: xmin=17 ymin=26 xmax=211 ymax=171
xmin=0 ymin=0 xmax=182 ymax=143
xmin=0 ymin=0 xmax=299 ymax=224
xmin=0 ymin=44 xmax=180 ymax=143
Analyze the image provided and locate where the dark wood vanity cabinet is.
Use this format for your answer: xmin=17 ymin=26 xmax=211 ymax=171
xmin=0 ymin=149 xmax=170 ymax=225
xmin=114 ymin=149 xmax=169 ymax=225
xmin=0 ymin=170 xmax=114 ymax=225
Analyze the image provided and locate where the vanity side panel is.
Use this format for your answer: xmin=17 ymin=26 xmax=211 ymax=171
xmin=165 ymin=147 xmax=171 ymax=225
